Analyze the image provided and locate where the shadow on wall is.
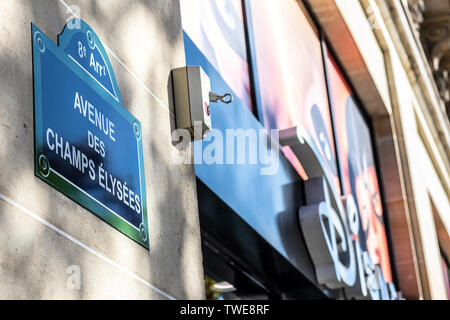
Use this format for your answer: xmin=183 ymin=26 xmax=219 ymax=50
xmin=113 ymin=0 xmax=203 ymax=299
xmin=0 ymin=0 xmax=80 ymax=299
xmin=0 ymin=0 xmax=203 ymax=299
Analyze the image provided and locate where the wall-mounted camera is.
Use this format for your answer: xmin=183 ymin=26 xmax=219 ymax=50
xmin=170 ymin=66 xmax=232 ymax=141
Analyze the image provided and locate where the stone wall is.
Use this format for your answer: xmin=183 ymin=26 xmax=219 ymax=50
xmin=0 ymin=0 xmax=204 ymax=299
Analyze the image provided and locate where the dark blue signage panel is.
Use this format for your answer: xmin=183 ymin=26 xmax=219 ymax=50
xmin=32 ymin=20 xmax=149 ymax=248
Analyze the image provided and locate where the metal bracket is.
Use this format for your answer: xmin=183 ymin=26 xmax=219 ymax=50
xmin=209 ymin=92 xmax=233 ymax=104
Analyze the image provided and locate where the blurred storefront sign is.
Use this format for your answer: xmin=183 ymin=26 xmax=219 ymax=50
xmin=280 ymin=126 xmax=398 ymax=300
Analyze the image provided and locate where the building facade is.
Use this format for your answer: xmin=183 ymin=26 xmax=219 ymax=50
xmin=0 ymin=0 xmax=449 ymax=300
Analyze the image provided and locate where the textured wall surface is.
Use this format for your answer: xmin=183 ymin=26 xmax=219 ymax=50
xmin=0 ymin=0 xmax=204 ymax=299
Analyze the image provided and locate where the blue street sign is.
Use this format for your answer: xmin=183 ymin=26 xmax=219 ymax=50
xmin=32 ymin=20 xmax=149 ymax=248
